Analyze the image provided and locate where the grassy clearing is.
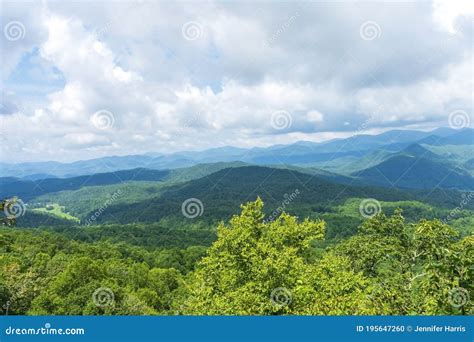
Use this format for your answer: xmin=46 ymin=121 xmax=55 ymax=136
xmin=32 ymin=203 xmax=80 ymax=223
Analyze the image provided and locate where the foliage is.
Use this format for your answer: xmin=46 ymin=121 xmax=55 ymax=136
xmin=181 ymin=200 xmax=473 ymax=315
xmin=333 ymin=210 xmax=473 ymax=315
xmin=0 ymin=229 xmax=204 ymax=315
xmin=1 ymin=199 xmax=472 ymax=316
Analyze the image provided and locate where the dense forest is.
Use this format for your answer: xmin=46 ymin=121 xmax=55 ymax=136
xmin=1 ymin=198 xmax=472 ymax=315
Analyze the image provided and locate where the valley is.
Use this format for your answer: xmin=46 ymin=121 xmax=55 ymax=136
xmin=1 ymin=127 xmax=472 ymax=316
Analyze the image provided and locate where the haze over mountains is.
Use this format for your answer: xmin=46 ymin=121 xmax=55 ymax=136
xmin=1 ymin=126 xmax=473 ymax=228
xmin=2 ymin=127 xmax=473 ymax=183
xmin=0 ymin=126 xmax=473 ymax=230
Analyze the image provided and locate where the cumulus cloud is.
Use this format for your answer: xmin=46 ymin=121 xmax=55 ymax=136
xmin=0 ymin=0 xmax=472 ymax=162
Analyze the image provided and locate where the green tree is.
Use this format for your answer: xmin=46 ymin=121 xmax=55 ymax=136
xmin=182 ymin=198 xmax=374 ymax=315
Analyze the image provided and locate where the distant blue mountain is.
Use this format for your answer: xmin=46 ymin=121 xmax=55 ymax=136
xmin=1 ymin=127 xmax=471 ymax=178
xmin=353 ymin=143 xmax=474 ymax=190
xmin=417 ymin=129 xmax=473 ymax=146
xmin=0 ymin=168 xmax=170 ymax=201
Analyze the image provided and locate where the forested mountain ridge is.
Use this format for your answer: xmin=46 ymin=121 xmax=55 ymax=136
xmin=1 ymin=199 xmax=472 ymax=315
xmin=0 ymin=162 xmax=250 ymax=201
xmin=353 ymin=144 xmax=474 ymax=190
xmin=72 ymin=166 xmax=417 ymax=224
xmin=9 ymin=165 xmax=473 ymax=230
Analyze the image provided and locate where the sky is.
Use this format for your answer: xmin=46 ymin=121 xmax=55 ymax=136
xmin=0 ymin=0 xmax=473 ymax=162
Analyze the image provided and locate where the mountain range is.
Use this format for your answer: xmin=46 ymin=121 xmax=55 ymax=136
xmin=1 ymin=127 xmax=473 ymax=228
xmin=1 ymin=127 xmax=472 ymax=185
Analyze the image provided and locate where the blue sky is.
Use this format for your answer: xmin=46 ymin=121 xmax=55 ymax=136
xmin=0 ymin=0 xmax=473 ymax=162
xmin=5 ymin=48 xmax=65 ymax=100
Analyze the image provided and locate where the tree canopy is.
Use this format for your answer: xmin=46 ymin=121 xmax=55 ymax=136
xmin=1 ymin=198 xmax=471 ymax=315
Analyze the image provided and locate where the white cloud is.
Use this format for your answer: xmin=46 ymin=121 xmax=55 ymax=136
xmin=0 ymin=0 xmax=472 ymax=162
xmin=433 ymin=0 xmax=474 ymax=33
xmin=306 ymin=110 xmax=324 ymax=123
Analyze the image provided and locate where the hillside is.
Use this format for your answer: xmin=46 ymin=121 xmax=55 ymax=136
xmin=354 ymin=155 xmax=474 ymax=190
xmin=417 ymin=129 xmax=473 ymax=146
xmin=0 ymin=162 xmax=254 ymax=201
xmin=82 ymin=166 xmax=415 ymax=225
xmin=0 ymin=168 xmax=170 ymax=201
